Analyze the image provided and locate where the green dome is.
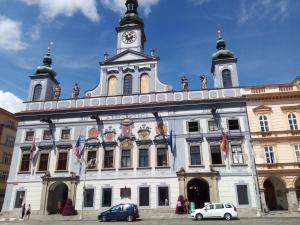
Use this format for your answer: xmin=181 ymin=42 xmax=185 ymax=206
xmin=212 ymin=38 xmax=235 ymax=60
xmin=35 ymin=49 xmax=56 ymax=77
xmin=119 ymin=0 xmax=144 ymax=27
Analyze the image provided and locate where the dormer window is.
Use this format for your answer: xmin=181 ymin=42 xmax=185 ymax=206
xmin=187 ymin=121 xmax=199 ymax=133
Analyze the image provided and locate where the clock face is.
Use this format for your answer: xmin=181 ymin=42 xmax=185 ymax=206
xmin=122 ymin=31 xmax=137 ymax=44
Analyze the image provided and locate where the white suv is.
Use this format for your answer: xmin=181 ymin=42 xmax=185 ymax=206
xmin=191 ymin=203 xmax=238 ymax=220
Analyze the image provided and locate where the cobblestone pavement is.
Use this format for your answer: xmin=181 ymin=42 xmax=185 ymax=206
xmin=1 ymin=218 xmax=300 ymax=225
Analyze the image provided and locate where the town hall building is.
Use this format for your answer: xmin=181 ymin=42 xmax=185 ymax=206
xmin=2 ymin=0 xmax=259 ymax=215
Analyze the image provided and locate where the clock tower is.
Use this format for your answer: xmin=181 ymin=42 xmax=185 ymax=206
xmin=116 ymin=0 xmax=146 ymax=54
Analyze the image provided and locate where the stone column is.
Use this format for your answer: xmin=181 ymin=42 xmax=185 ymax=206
xmin=287 ymin=188 xmax=298 ymax=212
xmin=178 ymin=177 xmax=186 ymax=197
xmin=259 ymin=189 xmax=268 ymax=213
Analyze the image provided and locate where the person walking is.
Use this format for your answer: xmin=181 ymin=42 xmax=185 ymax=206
xmin=56 ymin=200 xmax=62 ymax=214
xmin=21 ymin=203 xmax=26 ymax=219
xmin=25 ymin=204 xmax=31 ymax=220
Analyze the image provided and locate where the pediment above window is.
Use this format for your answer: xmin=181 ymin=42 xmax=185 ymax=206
xmin=253 ymin=105 xmax=273 ymax=114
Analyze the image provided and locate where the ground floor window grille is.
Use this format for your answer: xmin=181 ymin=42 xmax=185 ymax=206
xmin=236 ymin=185 xmax=249 ymax=205
xmin=231 ymin=145 xmax=243 ymax=164
xmin=158 ymin=187 xmax=169 ymax=206
xmin=84 ymin=189 xmax=94 ymax=207
xmin=14 ymin=191 xmax=25 ymax=208
xmin=139 ymin=187 xmax=150 ymax=206
xmin=102 ymin=188 xmax=112 ymax=207
xmin=210 ymin=145 xmax=222 ymax=164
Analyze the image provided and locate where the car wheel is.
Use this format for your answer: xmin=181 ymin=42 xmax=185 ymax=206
xmin=101 ymin=216 xmax=107 ymax=222
xmin=196 ymin=213 xmax=203 ymax=221
xmin=127 ymin=215 xmax=133 ymax=222
xmin=224 ymin=213 xmax=232 ymax=220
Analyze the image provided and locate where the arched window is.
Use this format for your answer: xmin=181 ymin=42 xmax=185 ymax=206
xmin=107 ymin=76 xmax=117 ymax=96
xmin=222 ymin=69 xmax=233 ymax=88
xmin=259 ymin=115 xmax=269 ymax=132
xmin=123 ymin=75 xmax=132 ymax=95
xmin=140 ymin=74 xmax=150 ymax=94
xmin=288 ymin=113 xmax=298 ymax=130
xmin=32 ymin=84 xmax=42 ymax=101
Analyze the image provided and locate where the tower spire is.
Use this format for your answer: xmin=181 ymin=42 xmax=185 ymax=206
xmin=120 ymin=0 xmax=144 ymax=27
xmin=35 ymin=43 xmax=56 ymax=77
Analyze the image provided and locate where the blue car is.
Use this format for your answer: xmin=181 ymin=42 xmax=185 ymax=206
xmin=98 ymin=203 xmax=139 ymax=222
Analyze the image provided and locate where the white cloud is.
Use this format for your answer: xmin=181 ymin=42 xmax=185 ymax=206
xmin=19 ymin=0 xmax=100 ymax=22
xmin=0 ymin=90 xmax=25 ymax=113
xmin=239 ymin=0 xmax=289 ymax=24
xmin=0 ymin=16 xmax=28 ymax=51
xmin=100 ymin=0 xmax=160 ymax=16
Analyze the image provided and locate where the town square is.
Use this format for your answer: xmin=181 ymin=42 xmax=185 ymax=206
xmin=0 ymin=0 xmax=299 ymax=224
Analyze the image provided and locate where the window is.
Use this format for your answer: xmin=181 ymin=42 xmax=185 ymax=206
xmin=225 ymin=203 xmax=232 ymax=208
xmin=158 ymin=187 xmax=169 ymax=206
xmin=236 ymin=185 xmax=249 ymax=205
xmin=265 ymin=146 xmax=275 ymax=164
xmin=205 ymin=204 xmax=214 ymax=210
xmin=259 ymin=115 xmax=269 ymax=132
xmin=139 ymin=187 xmax=150 ymax=206
xmin=61 ymin=129 xmax=70 ymax=140
xmin=140 ymin=74 xmax=150 ymax=94
xmin=228 ymin=119 xmax=240 ymax=131
xmin=56 ymin=152 xmax=68 ymax=171
xmin=190 ymin=146 xmax=201 ymax=165
xmin=121 ymin=150 xmax=131 ymax=168
xmin=139 ymin=149 xmax=149 ymax=167
xmin=19 ymin=154 xmax=30 ymax=172
xmin=2 ymin=153 xmax=11 ymax=164
xmin=123 ymin=75 xmax=133 ymax=95
xmin=210 ymin=145 xmax=222 ymax=164
xmin=187 ymin=121 xmax=199 ymax=133
xmin=0 ymin=171 xmax=8 ymax=181
xmin=104 ymin=150 xmax=114 ymax=168
xmin=231 ymin=145 xmax=244 ymax=164
xmin=215 ymin=203 xmax=224 ymax=209
xmin=25 ymin=131 xmax=34 ymax=142
xmin=87 ymin=151 xmax=97 ymax=169
xmin=157 ymin=148 xmax=168 ymax=167
xmin=84 ymin=189 xmax=94 ymax=207
xmin=102 ymin=188 xmax=112 ymax=207
xmin=43 ymin=130 xmax=52 ymax=140
xmin=6 ymin=120 xmax=15 ymax=129
xmin=295 ymin=144 xmax=300 ymax=162
xmin=288 ymin=113 xmax=298 ymax=130
xmin=32 ymin=84 xmax=42 ymax=101
xmin=208 ymin=120 xmax=218 ymax=132
xmin=222 ymin=69 xmax=233 ymax=88
xmin=120 ymin=188 xmax=131 ymax=199
xmin=5 ymin=135 xmax=15 ymax=146
xmin=14 ymin=191 xmax=25 ymax=208
xmin=108 ymin=76 xmax=117 ymax=96
xmin=38 ymin=153 xmax=49 ymax=171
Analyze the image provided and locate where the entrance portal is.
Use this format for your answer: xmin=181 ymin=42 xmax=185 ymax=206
xmin=187 ymin=179 xmax=210 ymax=209
xmin=264 ymin=177 xmax=288 ymax=211
xmin=47 ymin=182 xmax=69 ymax=214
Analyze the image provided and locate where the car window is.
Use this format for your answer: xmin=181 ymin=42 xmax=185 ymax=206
xmin=111 ymin=205 xmax=122 ymax=212
xmin=215 ymin=203 xmax=224 ymax=209
xmin=225 ymin=203 xmax=232 ymax=208
xmin=205 ymin=204 xmax=214 ymax=210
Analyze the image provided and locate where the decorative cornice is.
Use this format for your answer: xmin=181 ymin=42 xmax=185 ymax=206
xmin=281 ymin=105 xmax=300 ymax=112
xmin=253 ymin=105 xmax=273 ymax=114
xmin=244 ymin=91 xmax=300 ymax=101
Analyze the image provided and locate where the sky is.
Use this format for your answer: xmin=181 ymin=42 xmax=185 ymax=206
xmin=0 ymin=0 xmax=299 ymax=113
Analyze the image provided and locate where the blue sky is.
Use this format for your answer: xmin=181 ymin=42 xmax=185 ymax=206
xmin=0 ymin=0 xmax=299 ymax=112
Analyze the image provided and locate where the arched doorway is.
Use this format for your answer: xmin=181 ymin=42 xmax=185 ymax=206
xmin=264 ymin=177 xmax=288 ymax=211
xmin=187 ymin=179 xmax=210 ymax=209
xmin=47 ymin=182 xmax=69 ymax=214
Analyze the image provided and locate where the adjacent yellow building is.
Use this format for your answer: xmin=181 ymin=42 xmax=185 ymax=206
xmin=244 ymin=77 xmax=300 ymax=212
xmin=0 ymin=108 xmax=17 ymax=210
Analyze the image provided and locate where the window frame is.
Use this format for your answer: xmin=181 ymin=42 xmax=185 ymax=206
xmin=231 ymin=145 xmax=244 ymax=164
xmin=38 ymin=152 xmax=50 ymax=172
xmin=139 ymin=186 xmax=150 ymax=207
xmin=19 ymin=152 xmax=31 ymax=172
xmin=187 ymin=121 xmax=200 ymax=133
xmin=123 ymin=74 xmax=133 ymax=95
xmin=101 ymin=188 xmax=112 ymax=207
xmin=222 ymin=69 xmax=233 ymax=88
xmin=32 ymin=84 xmax=42 ymax=101
xmin=228 ymin=119 xmax=240 ymax=131
xmin=60 ymin=129 xmax=71 ymax=140
xmin=121 ymin=149 xmax=132 ymax=168
xmin=189 ymin=145 xmax=201 ymax=166
xmin=259 ymin=115 xmax=269 ymax=132
xmin=43 ymin=130 xmax=52 ymax=141
xmin=156 ymin=148 xmax=169 ymax=167
xmin=295 ymin=144 xmax=300 ymax=162
xmin=103 ymin=149 xmax=114 ymax=169
xmin=14 ymin=190 xmax=25 ymax=208
xmin=235 ymin=184 xmax=250 ymax=206
xmin=208 ymin=120 xmax=219 ymax=132
xmin=264 ymin=146 xmax=275 ymax=164
xmin=139 ymin=148 xmax=149 ymax=168
xmin=56 ymin=151 xmax=69 ymax=171
xmin=25 ymin=131 xmax=34 ymax=142
xmin=157 ymin=186 xmax=169 ymax=207
xmin=210 ymin=144 xmax=223 ymax=165
xmin=288 ymin=113 xmax=299 ymax=130
xmin=84 ymin=188 xmax=95 ymax=208
xmin=86 ymin=149 xmax=97 ymax=170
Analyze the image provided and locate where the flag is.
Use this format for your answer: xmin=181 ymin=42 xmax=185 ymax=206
xmin=167 ymin=130 xmax=173 ymax=154
xmin=220 ymin=131 xmax=228 ymax=154
xmin=30 ymin=137 xmax=36 ymax=162
xmin=74 ymin=136 xmax=81 ymax=160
